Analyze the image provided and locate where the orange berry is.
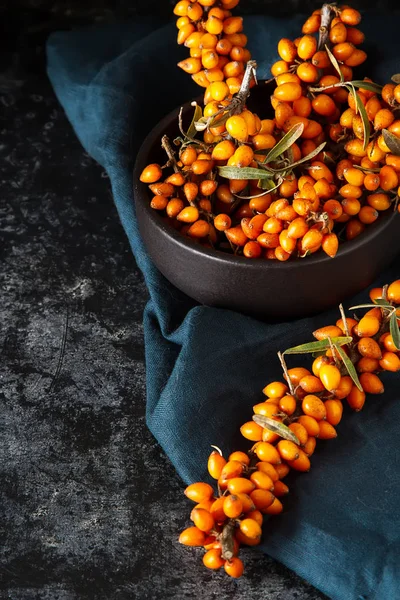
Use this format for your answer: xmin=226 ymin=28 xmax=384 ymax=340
xmin=312 ymin=94 xmax=336 ymax=116
xmin=324 ymin=399 xmax=343 ymax=426
xmin=140 ymin=163 xmax=162 ymax=183
xmin=286 ymin=448 xmax=311 ymax=472
xmin=250 ymin=489 xmax=276 ymax=510
xmin=347 ymin=385 xmax=366 ymax=411
xmin=322 ymin=233 xmax=339 ymax=258
xmin=299 ymin=375 xmax=324 ymax=393
xmin=279 ymin=394 xmax=297 ymax=416
xmin=380 ymin=165 xmax=399 ymax=191
xmin=277 ymin=440 xmax=300 ymax=461
xmin=288 ymin=422 xmax=309 ymax=446
xmin=190 ymin=507 xmax=215 ymax=532
xmin=302 ymin=14 xmax=321 ymax=34
xmin=357 ymin=337 xmax=382 ymax=359
xmin=297 ymin=415 xmax=320 ymax=437
xmin=219 ymin=460 xmax=244 ymax=484
xmin=225 ymin=225 xmax=248 ymax=247
xmin=254 ymin=441 xmax=281 ymax=464
xmin=379 ymin=352 xmax=400 ymax=372
xmin=210 ymin=497 xmax=227 ymax=522
xmin=226 ymin=115 xmax=248 ymax=142
xmin=263 ymin=381 xmax=288 ymax=398
xmin=374 ymin=108 xmax=395 ymax=131
xmin=319 ymin=364 xmax=341 ymax=392
xmin=333 ymin=42 xmax=355 ymax=62
xmin=318 ymin=421 xmax=337 ymax=440
xmin=240 ymin=517 xmax=262 ymax=539
xmin=249 ymin=470 xmax=275 ymax=491
xmin=388 ymin=279 xmax=400 ymax=303
xmin=262 ymin=496 xmax=283 ymax=515
xmin=302 ymin=394 xmax=326 ymax=421
xmin=278 ymin=38 xmax=298 ymax=62
xmin=223 ymin=494 xmax=244 ymax=518
xmin=227 ymin=477 xmax=255 ymax=496
xmin=179 ymin=526 xmax=206 ymax=546
xmin=274 ymin=82 xmax=303 ymax=102
xmin=357 ymin=357 xmax=380 ymax=373
xmin=334 ymin=375 xmax=353 ymax=400
xmin=297 ymin=62 xmax=319 ymax=83
xmin=359 ymin=372 xmax=384 ymax=394
xmin=330 ymin=22 xmax=348 ymax=43
xmin=208 ymin=450 xmax=227 ymax=480
xmin=313 ymin=325 xmax=343 ymax=340
xmin=297 ymin=35 xmax=317 ymax=60
xmin=203 ymin=548 xmax=225 ymax=570
xmin=355 ymin=315 xmax=380 ymax=337
xmin=224 ymin=557 xmax=244 ymax=578
xmin=185 ymin=482 xmax=214 ymax=503
xmin=303 ymin=436 xmax=317 ymax=456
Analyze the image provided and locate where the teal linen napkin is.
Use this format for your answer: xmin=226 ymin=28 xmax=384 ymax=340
xmin=47 ymin=13 xmax=400 ymax=600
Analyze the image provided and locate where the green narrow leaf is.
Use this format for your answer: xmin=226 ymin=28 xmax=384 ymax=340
xmin=257 ymin=177 xmax=282 ymax=192
xmin=391 ymin=74 xmax=400 ymax=84
xmin=218 ymin=166 xmax=275 ymax=180
xmin=273 ymin=142 xmax=327 ymax=173
xmin=382 ymin=129 xmax=400 ymax=156
xmin=374 ymin=298 xmax=392 ymax=307
xmin=194 ymin=116 xmax=209 ymax=132
xmin=390 ymin=312 xmax=400 ymax=350
xmin=283 ymin=336 xmax=352 ymax=355
xmin=252 ymin=415 xmax=300 ymax=445
xmin=262 ymin=122 xmax=305 ymax=164
xmin=187 ymin=103 xmax=203 ymax=139
xmin=348 ymin=85 xmax=370 ymax=150
xmin=349 ymin=303 xmax=390 ymax=310
xmin=334 ymin=344 xmax=363 ymax=392
xmin=325 ymin=44 xmax=344 ymax=82
xmin=350 ymin=80 xmax=383 ymax=94
xmin=209 ymin=111 xmax=230 ymax=129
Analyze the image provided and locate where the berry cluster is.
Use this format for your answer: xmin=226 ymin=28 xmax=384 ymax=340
xmin=139 ymin=2 xmax=400 ymax=261
xmin=178 ymin=279 xmax=400 ymax=577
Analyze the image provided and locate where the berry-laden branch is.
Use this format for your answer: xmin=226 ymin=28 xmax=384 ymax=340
xmin=178 ymin=279 xmax=400 ymax=577
xmin=140 ymin=0 xmax=400 ymax=261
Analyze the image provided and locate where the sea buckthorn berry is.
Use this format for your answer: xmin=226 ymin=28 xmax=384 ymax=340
xmin=208 ymin=450 xmax=227 ymax=480
xmin=277 ymin=440 xmax=300 ymax=462
xmin=388 ymin=279 xmax=400 ymax=303
xmin=359 ymin=372 xmax=384 ymax=394
xmin=359 ymin=206 xmax=379 ymax=225
xmin=246 ymin=509 xmax=264 ymax=526
xmin=179 ymin=526 xmax=206 ymax=546
xmin=313 ymin=325 xmax=343 ymax=340
xmin=254 ymin=441 xmax=281 ymax=464
xmin=252 ymin=133 xmax=276 ymax=150
xmin=184 ymin=482 xmax=214 ymax=503
xmin=301 ymin=229 xmax=323 ymax=253
xmin=187 ymin=219 xmax=209 ymax=238
xmin=243 ymin=241 xmax=261 ymax=259
xmin=381 ymin=333 xmax=399 ymax=352
xmin=330 ymin=22 xmax=347 ymax=43
xmin=150 ymin=195 xmax=168 ymax=210
xmin=279 ymin=394 xmax=297 ymax=416
xmin=355 ymin=314 xmax=381 ymax=337
xmin=240 ymin=517 xmax=262 ymax=540
xmin=256 ymin=462 xmax=279 ymax=482
xmin=271 ymin=60 xmax=290 ymax=77
xmin=227 ymin=478 xmax=255 ymax=496
xmin=322 ymin=233 xmax=339 ymax=258
xmin=210 ymin=497 xmax=227 ymax=522
xmin=297 ymin=415 xmax=320 ymax=437
xmin=190 ymin=507 xmax=215 ymax=532
xmin=342 ymin=198 xmax=361 ymax=217
xmin=273 ymin=480 xmax=290 ymax=498
xmin=345 ymin=138 xmax=367 ymax=157
xmin=345 ymin=49 xmax=367 ymax=67
xmin=288 ymin=422 xmax=309 ymax=446
xmin=318 ymin=421 xmax=337 ymax=440
xmin=363 ymin=172 xmax=380 ymax=191
xmin=335 ymin=375 xmax=354 ymax=400
xmin=374 ymin=108 xmax=395 ymax=131
xmin=228 ymin=451 xmax=250 ymax=467
xmin=380 ymin=165 xmax=399 ymax=191
xmin=224 ymin=557 xmax=244 ymax=578
xmin=262 ymin=496 xmax=283 ymax=515
xmin=236 ymin=492 xmax=256 ymax=513
xmin=174 ymin=0 xmax=190 ymax=16
xmin=208 ymin=81 xmax=229 ymax=101
xmin=357 ymin=337 xmax=382 ymax=359
xmin=367 ymin=193 xmax=391 ymax=211
xmin=240 ymin=421 xmax=264 ymax=442
xmin=299 ymin=375 xmax=324 ymax=393
xmin=203 ymin=548 xmax=225 ymax=570
xmin=340 ymin=7 xmax=361 ymax=25
xmin=346 ymin=218 xmax=365 ymax=240
xmin=140 ymin=163 xmax=162 ymax=183
xmin=250 ymin=489 xmax=276 ymax=510
xmin=297 ymin=34 xmax=317 ymax=60
xmin=312 ymin=94 xmax=336 ymax=116
xmin=302 ymin=394 xmax=326 ymax=421
xmin=343 ymin=167 xmax=365 ymax=187
xmin=226 ymin=115 xmax=248 ymax=142
xmin=219 ymin=460 xmax=244 ymax=484
xmin=223 ymin=494 xmax=243 ymax=518
xmin=303 ymin=435 xmax=317 ymax=457
xmin=149 ymin=182 xmax=174 ymax=197
xmin=177 ymin=23 xmax=196 ymax=45
xmin=166 ymin=198 xmax=185 ymax=219
xmin=250 ymin=470 xmax=275 ymax=491
xmin=302 ymin=13 xmax=321 ymax=34
xmin=357 ymin=357 xmax=380 ymax=373
xmin=312 ymin=355 xmax=330 ymax=377
xmin=235 ymin=529 xmax=261 ymax=547
xmin=278 ymin=38 xmax=298 ymax=62
xmin=177 ymin=206 xmax=199 ymax=223
xmin=211 ymin=139 xmax=236 ymax=161
xmin=225 ymin=225 xmax=248 ymax=247
xmin=286 ymin=367 xmax=312 ymax=386
xmin=332 ymin=42 xmax=355 ymax=62
xmin=347 ymin=385 xmax=366 ymax=411
xmin=276 ymin=72 xmax=301 ymax=86
xmin=287 ymin=448 xmax=311 ymax=472
xmin=253 ymin=401 xmax=280 ymax=417
xmin=263 ymin=381 xmax=288 ymax=398
xmin=297 ymin=62 xmax=319 ymax=83
xmin=274 ymin=82 xmax=303 ymax=102
xmin=379 ymin=352 xmax=400 ymax=372
xmin=319 ymin=364 xmax=341 ymax=392
xmin=325 ymin=399 xmax=343 ymax=426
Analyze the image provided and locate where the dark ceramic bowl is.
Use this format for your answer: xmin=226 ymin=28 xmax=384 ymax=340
xmin=133 ymin=84 xmax=400 ymax=319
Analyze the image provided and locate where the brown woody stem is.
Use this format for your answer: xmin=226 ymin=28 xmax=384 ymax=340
xmin=220 ymin=520 xmax=236 ymax=561
xmin=161 ymin=135 xmax=179 ymax=173
xmin=278 ymin=351 xmax=295 ymax=396
xmin=318 ymin=3 xmax=336 ymax=50
xmin=339 ymin=303 xmax=351 ymax=339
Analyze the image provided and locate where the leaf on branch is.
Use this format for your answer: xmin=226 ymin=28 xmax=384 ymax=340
xmin=382 ymin=129 xmax=400 ymax=156
xmin=187 ymin=103 xmax=203 ymax=139
xmin=334 ymin=344 xmax=363 ymax=391
xmin=390 ymin=311 xmax=400 ymax=350
xmin=347 ymin=83 xmax=370 ymax=150
xmin=263 ymin=122 xmax=305 ymax=164
xmin=283 ymin=336 xmax=353 ymax=355
xmin=349 ymin=303 xmax=392 ymax=310
xmin=273 ymin=142 xmax=327 ymax=172
xmin=391 ymin=74 xmax=400 ymax=84
xmin=373 ymin=298 xmax=392 ymax=307
xmin=252 ymin=415 xmax=300 ymax=445
xmin=194 ymin=116 xmax=209 ymax=132
xmin=218 ymin=165 xmax=275 ymax=180
xmin=325 ymin=44 xmax=344 ymax=82
xmin=350 ymin=80 xmax=383 ymax=94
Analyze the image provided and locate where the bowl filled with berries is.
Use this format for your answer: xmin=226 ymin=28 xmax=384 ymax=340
xmin=133 ymin=3 xmax=400 ymax=319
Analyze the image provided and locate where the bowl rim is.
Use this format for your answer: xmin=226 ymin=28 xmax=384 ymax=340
xmin=133 ymin=88 xmax=400 ymax=271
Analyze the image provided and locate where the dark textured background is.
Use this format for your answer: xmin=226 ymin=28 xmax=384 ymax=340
xmin=1 ymin=1 xmax=384 ymax=598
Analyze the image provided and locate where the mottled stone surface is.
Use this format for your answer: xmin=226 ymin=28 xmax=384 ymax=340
xmin=0 ymin=4 xmax=332 ymax=600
